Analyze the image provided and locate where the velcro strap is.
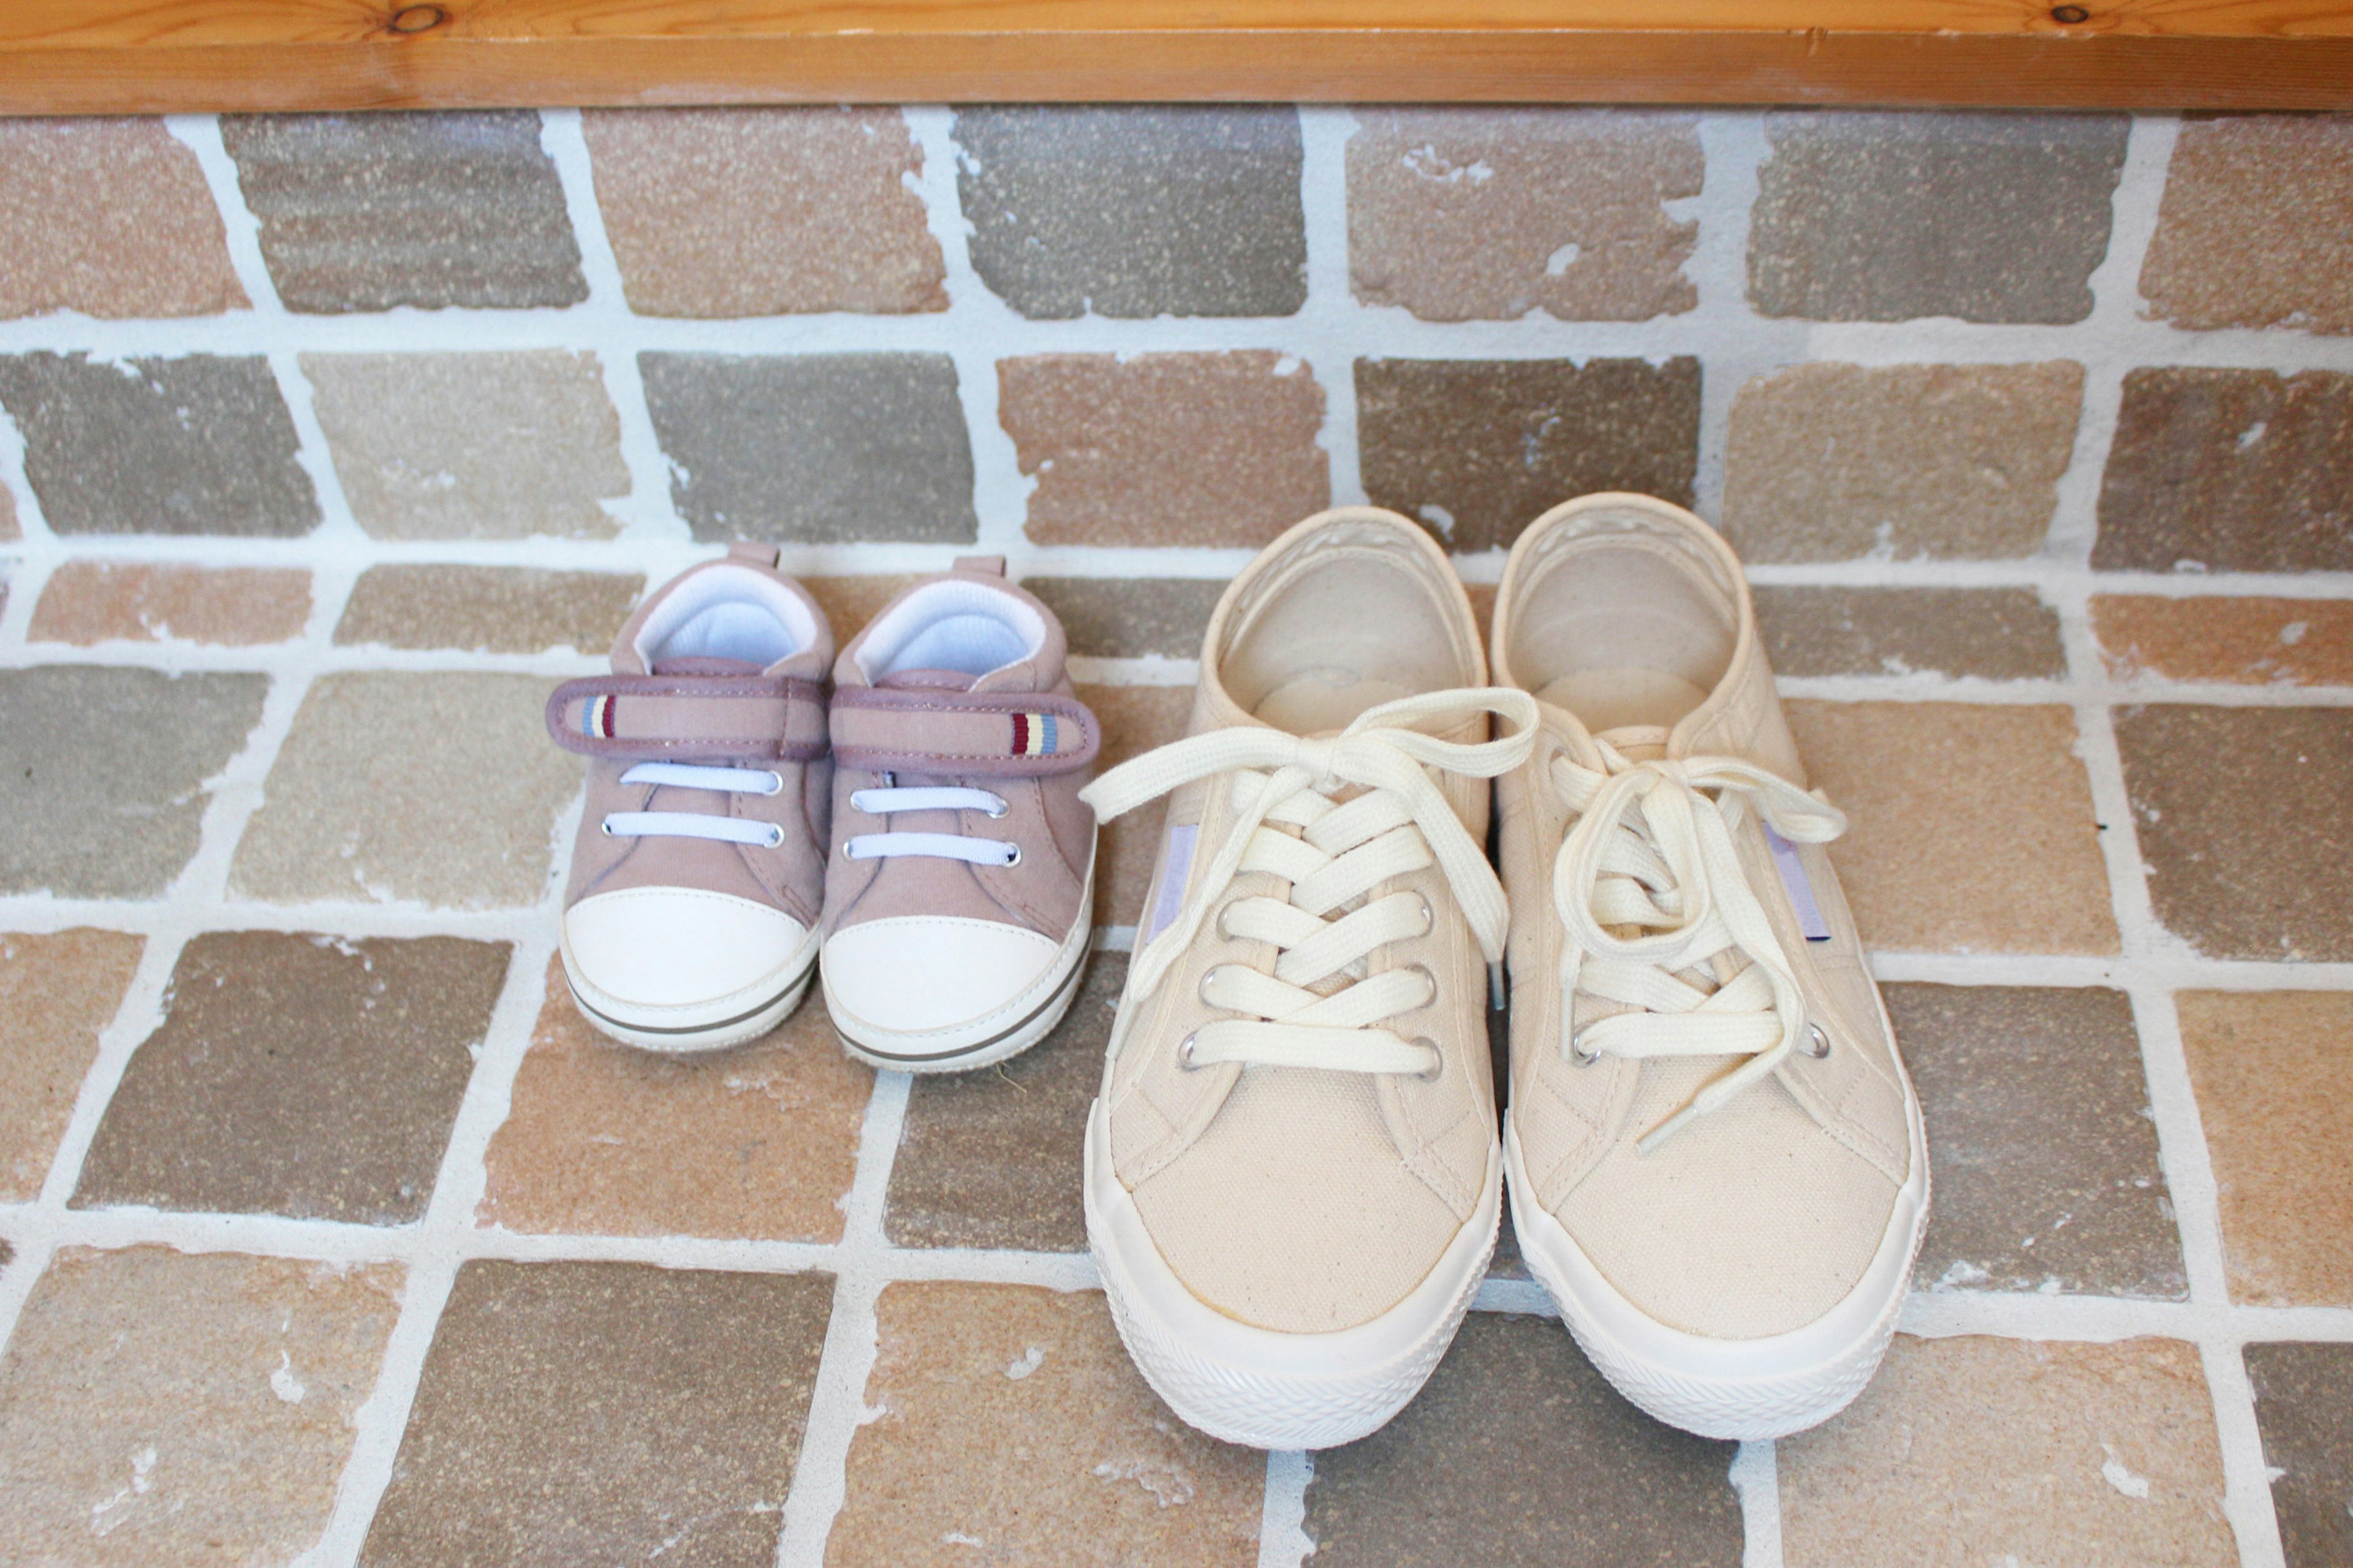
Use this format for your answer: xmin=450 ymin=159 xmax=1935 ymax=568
xmin=830 ymin=687 xmax=1100 ymax=777
xmin=545 ymin=675 xmax=829 ymax=761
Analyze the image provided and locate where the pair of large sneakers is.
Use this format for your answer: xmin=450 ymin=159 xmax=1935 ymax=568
xmin=1084 ymin=495 xmax=1930 ymax=1448
xmin=547 ymin=543 xmax=1096 ymax=1070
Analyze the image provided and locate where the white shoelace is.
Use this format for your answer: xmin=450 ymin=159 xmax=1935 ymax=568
xmin=1550 ymin=740 xmax=1847 ymax=1152
xmin=601 ymin=762 xmax=786 ymax=847
xmin=844 ymin=784 xmax=1020 ymax=868
xmin=1083 ymin=689 xmax=1537 ymax=1077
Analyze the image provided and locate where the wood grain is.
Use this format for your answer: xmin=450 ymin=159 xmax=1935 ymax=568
xmin=0 ymin=0 xmax=2347 ymax=110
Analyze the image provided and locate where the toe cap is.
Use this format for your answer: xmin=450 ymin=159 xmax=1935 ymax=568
xmin=824 ymin=916 xmax=1060 ymax=1034
xmin=565 ymin=886 xmax=807 ymax=1010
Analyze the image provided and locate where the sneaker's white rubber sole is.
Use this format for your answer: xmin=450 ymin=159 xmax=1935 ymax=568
xmin=824 ymin=885 xmax=1093 ymax=1075
xmin=1086 ymin=1101 xmax=1499 ymax=1450
xmin=560 ymin=923 xmax=821 ymax=1055
xmin=1504 ymin=1090 xmax=1931 ymax=1440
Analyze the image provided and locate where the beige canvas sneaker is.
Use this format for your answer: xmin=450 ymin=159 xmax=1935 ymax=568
xmin=1492 ymin=493 xmax=1930 ymax=1439
xmin=1080 ymin=509 xmax=1536 ymax=1449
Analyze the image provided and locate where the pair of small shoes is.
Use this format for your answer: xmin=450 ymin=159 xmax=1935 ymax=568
xmin=1081 ymin=497 xmax=1930 ymax=1449
xmin=546 ymin=542 xmax=1097 ymax=1070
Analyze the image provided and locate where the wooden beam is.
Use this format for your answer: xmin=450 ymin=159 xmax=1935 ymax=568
xmin=0 ymin=0 xmax=2346 ymax=113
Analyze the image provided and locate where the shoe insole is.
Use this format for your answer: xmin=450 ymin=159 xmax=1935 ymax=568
xmin=1537 ymin=668 xmax=1711 ymax=735
xmin=1254 ymin=670 xmax=1419 ymax=735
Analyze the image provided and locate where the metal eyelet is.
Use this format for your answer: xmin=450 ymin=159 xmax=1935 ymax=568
xmin=1403 ymin=963 xmax=1437 ymax=1010
xmin=1213 ymin=903 xmax=1237 ymax=941
xmin=760 ymin=824 xmax=786 ymax=849
xmin=1800 ymin=1022 xmax=1832 ymax=1059
xmin=1002 ymin=845 xmax=1023 ymax=868
xmin=1568 ymin=1028 xmax=1601 ymax=1067
xmin=599 ymin=818 xmax=615 ymax=837
xmin=759 ymin=771 xmax=785 ymax=796
xmin=1197 ymin=965 xmax=1223 ymax=1008
xmin=1412 ymin=1037 xmax=1443 ymax=1083
xmin=1414 ymin=895 xmax=1435 ymax=936
xmin=984 ymin=799 xmax=1009 ymax=820
xmin=1176 ymin=1032 xmax=1200 ymax=1070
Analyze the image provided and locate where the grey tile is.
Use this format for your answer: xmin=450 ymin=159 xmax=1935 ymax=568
xmin=956 ymin=107 xmax=1306 ymax=319
xmin=1357 ymin=356 xmax=1700 ymax=553
xmin=887 ymin=954 xmax=1121 ymax=1252
xmin=0 ymin=352 xmax=318 ymax=537
xmin=0 ymin=667 xmax=267 ymax=898
xmin=1749 ymin=112 xmax=2129 ymax=324
xmin=1888 ymin=984 xmax=2185 ymax=1298
xmin=1304 ymin=1312 xmax=1742 ymax=1567
xmin=1754 ymin=586 xmax=2066 ymax=680
xmin=2116 ymin=705 xmax=2353 ymax=961
xmin=2245 ymin=1342 xmax=2353 ymax=1568
xmin=361 ymin=1259 xmax=831 ymax=1566
xmin=2094 ymin=368 xmax=2353 ymax=574
xmin=640 ymin=352 xmax=976 ymax=545
xmin=1023 ymin=578 xmax=1223 ymax=659
xmin=74 ymin=932 xmax=507 ymax=1224
xmin=221 ymin=112 xmax=586 ymax=313
xmin=301 ymin=350 xmax=629 ymax=541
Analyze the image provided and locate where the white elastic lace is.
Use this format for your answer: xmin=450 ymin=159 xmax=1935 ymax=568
xmin=602 ymin=762 xmax=785 ymax=847
xmin=1083 ymin=689 xmax=1537 ymax=1077
xmin=1550 ymin=739 xmax=1847 ymax=1152
xmin=844 ymin=784 xmax=1020 ymax=867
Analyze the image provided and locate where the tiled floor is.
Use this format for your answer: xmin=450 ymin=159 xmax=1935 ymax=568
xmin=0 ymin=105 xmax=2350 ymax=1567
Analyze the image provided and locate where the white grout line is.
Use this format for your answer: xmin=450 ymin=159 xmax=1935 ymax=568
xmin=4 ymin=102 xmax=2351 ymax=1568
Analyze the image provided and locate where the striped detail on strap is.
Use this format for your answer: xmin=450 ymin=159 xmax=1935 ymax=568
xmin=1009 ymin=711 xmax=1061 ymax=758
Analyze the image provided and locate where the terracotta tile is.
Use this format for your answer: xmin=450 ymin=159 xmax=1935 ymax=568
xmin=2116 ymin=705 xmax=2353 ymax=960
xmin=1001 ymin=352 xmax=1328 ymax=548
xmin=832 ymin=1281 xmax=1261 ymax=1567
xmin=585 ymin=107 xmax=946 ymax=317
xmin=1756 ymin=586 xmax=2066 ymax=680
xmin=2177 ymin=990 xmax=2353 ymax=1306
xmin=222 ymin=112 xmax=586 ymax=313
xmin=956 ymin=107 xmax=1305 ymax=320
xmin=889 ymin=953 xmax=1120 ymax=1251
xmin=1025 ymin=578 xmax=1223 ymax=659
xmin=74 ymin=932 xmax=505 ymax=1224
xmin=2094 ymin=595 xmax=2353 ymax=686
xmin=1749 ymin=112 xmax=2128 ymax=324
xmin=805 ymin=574 xmax=922 ymax=643
xmin=303 ymin=350 xmax=629 ymax=541
xmin=1078 ymin=685 xmax=1194 ymax=928
xmin=1349 ymin=108 xmax=1702 ymax=323
xmin=1722 ymin=362 xmax=2082 ymax=562
xmin=1889 ymin=984 xmax=2183 ymax=1298
xmin=230 ymin=672 xmax=579 ymax=909
xmin=0 ymin=667 xmax=269 ymax=899
xmin=642 ymin=352 xmax=976 ymax=545
xmin=2244 ymin=1342 xmax=2353 ymax=1568
xmin=1357 ymin=356 xmax=1700 ymax=553
xmin=0 ymin=1245 xmax=401 ymax=1563
xmin=0 ymin=930 xmax=143 ymax=1200
xmin=0 ymin=118 xmax=246 ymax=319
xmin=336 ymin=564 xmax=641 ymax=654
xmin=1784 ymin=701 xmax=2118 ymax=955
xmin=2140 ymin=115 xmax=2353 ymax=335
xmin=31 ymin=561 xmax=311 ymax=646
xmin=1780 ymin=1335 xmax=2234 ymax=1567
xmin=363 ymin=1259 xmax=830 ymax=1566
xmin=2094 ymin=368 xmax=2353 ymax=572
xmin=0 ymin=352 xmax=318 ymax=537
xmin=1304 ymin=1312 xmax=1741 ymax=1566
xmin=482 ymin=957 xmax=870 ymax=1242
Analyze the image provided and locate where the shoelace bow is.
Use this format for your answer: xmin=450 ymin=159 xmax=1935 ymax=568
xmin=1082 ymin=689 xmax=1537 ymax=1077
xmin=1550 ymin=739 xmax=1847 ymax=1152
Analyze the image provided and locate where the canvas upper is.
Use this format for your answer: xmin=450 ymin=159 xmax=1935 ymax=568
xmin=1494 ymin=494 xmax=1924 ymax=1341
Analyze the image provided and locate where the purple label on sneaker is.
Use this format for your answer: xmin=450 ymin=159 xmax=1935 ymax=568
xmin=1143 ymin=822 xmax=1198 ymax=946
xmin=1765 ymin=825 xmax=1833 ymax=942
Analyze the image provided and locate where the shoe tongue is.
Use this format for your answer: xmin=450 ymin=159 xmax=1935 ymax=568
xmin=1596 ymin=724 xmax=1671 ymax=762
xmin=877 ymin=667 xmax=977 ymax=692
xmin=651 ymin=656 xmax=765 ymax=677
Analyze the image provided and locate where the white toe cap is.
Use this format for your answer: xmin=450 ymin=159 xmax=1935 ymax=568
xmin=565 ymin=887 xmax=807 ymax=1009
xmin=824 ymin=917 xmax=1060 ymax=1033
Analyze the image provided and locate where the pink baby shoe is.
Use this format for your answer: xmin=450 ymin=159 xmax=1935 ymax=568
xmin=546 ymin=542 xmax=833 ymax=1051
xmin=822 ymin=556 xmax=1099 ymax=1071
